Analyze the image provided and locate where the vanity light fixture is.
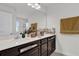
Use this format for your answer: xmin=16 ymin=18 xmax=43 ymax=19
xmin=27 ymin=3 xmax=41 ymax=10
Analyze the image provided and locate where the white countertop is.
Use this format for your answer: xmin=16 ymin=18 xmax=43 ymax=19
xmin=0 ymin=34 xmax=55 ymax=51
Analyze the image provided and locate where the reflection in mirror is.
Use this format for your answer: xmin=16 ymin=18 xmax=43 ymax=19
xmin=0 ymin=3 xmax=49 ymax=39
xmin=15 ymin=17 xmax=29 ymax=39
xmin=16 ymin=18 xmax=20 ymax=33
xmin=16 ymin=17 xmax=29 ymax=33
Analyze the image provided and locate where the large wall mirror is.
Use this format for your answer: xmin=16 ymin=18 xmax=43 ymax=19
xmin=15 ymin=5 xmax=47 ymax=34
xmin=0 ymin=3 xmax=47 ymax=38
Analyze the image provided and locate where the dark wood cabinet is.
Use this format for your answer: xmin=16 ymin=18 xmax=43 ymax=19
xmin=41 ymin=43 xmax=47 ymax=56
xmin=41 ymin=38 xmax=47 ymax=56
xmin=0 ymin=47 xmax=19 ymax=56
xmin=0 ymin=35 xmax=56 ymax=56
xmin=48 ymin=36 xmax=56 ymax=55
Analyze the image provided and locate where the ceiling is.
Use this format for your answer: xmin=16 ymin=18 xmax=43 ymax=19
xmin=1 ymin=3 xmax=79 ymax=15
xmin=2 ymin=3 xmax=78 ymax=17
xmin=0 ymin=3 xmax=48 ymax=15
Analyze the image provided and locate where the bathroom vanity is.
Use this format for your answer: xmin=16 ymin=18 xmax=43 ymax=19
xmin=0 ymin=34 xmax=56 ymax=56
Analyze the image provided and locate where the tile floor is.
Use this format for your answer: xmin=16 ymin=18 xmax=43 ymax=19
xmin=50 ymin=52 xmax=66 ymax=56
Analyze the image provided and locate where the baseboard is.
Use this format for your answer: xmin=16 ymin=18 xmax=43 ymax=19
xmin=54 ymin=51 xmax=75 ymax=56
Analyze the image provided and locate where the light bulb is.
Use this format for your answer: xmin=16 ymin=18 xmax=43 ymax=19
xmin=32 ymin=5 xmax=35 ymax=8
xmin=27 ymin=3 xmax=41 ymax=10
xmin=27 ymin=3 xmax=32 ymax=6
xmin=36 ymin=6 xmax=41 ymax=9
xmin=35 ymin=3 xmax=39 ymax=6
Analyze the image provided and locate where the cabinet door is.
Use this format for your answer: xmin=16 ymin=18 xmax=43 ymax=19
xmin=41 ymin=38 xmax=47 ymax=56
xmin=19 ymin=46 xmax=40 ymax=56
xmin=48 ymin=37 xmax=55 ymax=55
xmin=41 ymin=43 xmax=47 ymax=56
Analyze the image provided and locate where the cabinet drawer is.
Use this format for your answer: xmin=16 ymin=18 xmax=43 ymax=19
xmin=19 ymin=40 xmax=40 ymax=56
xmin=41 ymin=39 xmax=47 ymax=44
xmin=19 ymin=46 xmax=39 ymax=56
xmin=19 ymin=40 xmax=40 ymax=49
xmin=0 ymin=47 xmax=19 ymax=56
xmin=20 ymin=44 xmax=38 ymax=53
xmin=48 ymin=37 xmax=55 ymax=41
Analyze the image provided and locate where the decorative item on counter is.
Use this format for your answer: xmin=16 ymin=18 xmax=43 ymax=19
xmin=30 ymin=32 xmax=37 ymax=38
xmin=26 ymin=23 xmax=37 ymax=37
xmin=43 ymin=27 xmax=55 ymax=34
xmin=43 ymin=28 xmax=49 ymax=34
xmin=37 ymin=29 xmax=44 ymax=37
xmin=20 ymin=32 xmax=25 ymax=38
xmin=31 ymin=23 xmax=37 ymax=32
xmin=26 ymin=27 xmax=31 ymax=37
xmin=40 ymin=31 xmax=44 ymax=36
